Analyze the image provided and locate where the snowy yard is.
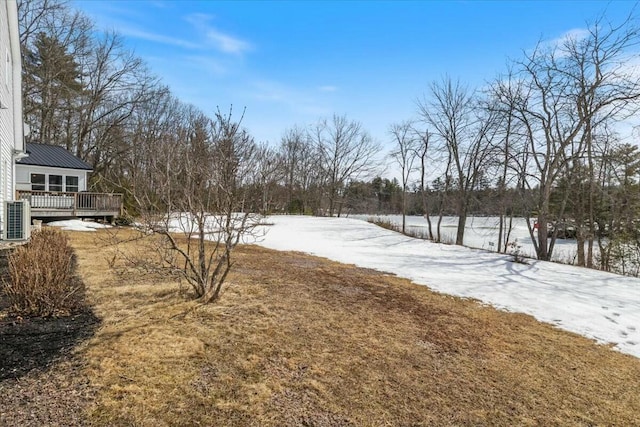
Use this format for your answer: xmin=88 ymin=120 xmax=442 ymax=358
xmin=257 ymin=215 xmax=640 ymax=358
xmin=351 ymin=214 xmax=584 ymax=263
xmin=48 ymin=219 xmax=111 ymax=232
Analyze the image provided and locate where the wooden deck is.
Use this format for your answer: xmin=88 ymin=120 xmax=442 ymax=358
xmin=16 ymin=190 xmax=123 ymax=219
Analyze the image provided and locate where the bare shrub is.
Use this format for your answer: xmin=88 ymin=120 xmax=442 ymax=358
xmin=507 ymin=241 xmax=528 ymax=265
xmin=121 ymin=108 xmax=263 ymax=303
xmin=3 ymin=228 xmax=79 ymax=317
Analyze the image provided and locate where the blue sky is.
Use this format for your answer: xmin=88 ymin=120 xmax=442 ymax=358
xmin=72 ymin=1 xmax=636 ymax=150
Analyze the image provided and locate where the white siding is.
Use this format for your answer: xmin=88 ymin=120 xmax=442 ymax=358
xmin=0 ymin=4 xmax=10 ymax=223
xmin=16 ymin=165 xmax=89 ymax=192
xmin=0 ymin=0 xmax=22 ymax=231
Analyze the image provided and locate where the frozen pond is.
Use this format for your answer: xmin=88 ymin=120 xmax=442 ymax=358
xmin=350 ymin=215 xmax=583 ymax=264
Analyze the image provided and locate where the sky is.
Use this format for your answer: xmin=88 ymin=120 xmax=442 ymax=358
xmin=72 ymin=1 xmax=638 ymax=153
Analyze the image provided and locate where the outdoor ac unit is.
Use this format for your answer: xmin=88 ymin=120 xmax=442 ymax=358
xmin=4 ymin=200 xmax=31 ymax=241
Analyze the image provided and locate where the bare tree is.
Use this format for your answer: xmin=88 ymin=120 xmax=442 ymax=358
xmin=279 ymin=126 xmax=323 ymax=214
xmin=253 ymin=142 xmax=283 ymax=214
xmin=389 ymin=121 xmax=418 ymax=233
xmin=279 ymin=126 xmax=305 ymax=213
xmin=19 ymin=0 xmax=159 ymax=181
xmin=312 ymin=114 xmax=381 ymax=216
xmin=17 ymin=0 xmax=67 ymax=47
xmin=487 ymin=71 xmax=528 ymax=253
xmin=506 ymin=14 xmax=640 ymax=261
xmin=76 ymin=31 xmax=158 ymax=169
xmin=418 ymin=77 xmax=498 ymax=245
xmin=130 ymin=108 xmax=260 ymax=303
xmin=414 ymin=127 xmax=435 ymax=240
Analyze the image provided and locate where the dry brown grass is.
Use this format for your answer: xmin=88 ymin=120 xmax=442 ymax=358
xmin=67 ymin=228 xmax=640 ymax=426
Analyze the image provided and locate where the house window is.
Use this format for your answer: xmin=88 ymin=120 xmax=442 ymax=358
xmin=65 ymin=176 xmax=79 ymax=192
xmin=49 ymin=175 xmax=63 ymax=192
xmin=31 ymin=173 xmax=45 ymax=191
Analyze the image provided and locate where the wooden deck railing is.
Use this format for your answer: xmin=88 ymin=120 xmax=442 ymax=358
xmin=16 ymin=190 xmax=123 ymax=216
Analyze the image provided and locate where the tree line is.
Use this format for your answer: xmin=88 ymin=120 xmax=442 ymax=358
xmin=19 ymin=1 xmax=640 ymax=277
xmin=18 ymin=1 xmax=381 ymax=215
xmin=404 ymin=14 xmax=640 ymax=271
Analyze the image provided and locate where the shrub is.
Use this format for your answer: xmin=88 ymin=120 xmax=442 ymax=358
xmin=507 ymin=241 xmax=528 ymax=264
xmin=3 ymin=228 xmax=79 ymax=317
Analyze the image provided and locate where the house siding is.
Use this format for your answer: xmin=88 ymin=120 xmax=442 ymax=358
xmin=0 ymin=0 xmax=22 ymax=231
xmin=16 ymin=165 xmax=89 ymax=192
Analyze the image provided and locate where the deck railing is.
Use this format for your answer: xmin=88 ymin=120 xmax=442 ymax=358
xmin=16 ymin=190 xmax=123 ymax=215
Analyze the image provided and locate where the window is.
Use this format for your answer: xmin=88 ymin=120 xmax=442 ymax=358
xmin=31 ymin=173 xmax=45 ymax=191
xmin=49 ymin=175 xmax=63 ymax=192
xmin=65 ymin=176 xmax=79 ymax=192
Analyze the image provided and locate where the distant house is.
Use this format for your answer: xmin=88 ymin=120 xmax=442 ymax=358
xmin=15 ymin=143 xmax=122 ymax=221
xmin=0 ymin=0 xmax=27 ymax=228
xmin=16 ymin=143 xmax=92 ymax=193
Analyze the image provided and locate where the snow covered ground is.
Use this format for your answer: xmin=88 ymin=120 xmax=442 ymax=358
xmin=351 ymin=214 xmax=583 ymax=263
xmin=47 ymin=219 xmax=111 ymax=232
xmin=257 ymin=215 xmax=640 ymax=358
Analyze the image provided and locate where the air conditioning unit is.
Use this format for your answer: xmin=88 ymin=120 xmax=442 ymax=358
xmin=4 ymin=200 xmax=31 ymax=241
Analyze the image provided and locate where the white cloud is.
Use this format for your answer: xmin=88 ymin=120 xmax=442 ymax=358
xmin=552 ymin=28 xmax=590 ymax=47
xmin=185 ymin=13 xmax=252 ymax=55
xmin=535 ymin=28 xmax=591 ymax=57
xmin=205 ymin=28 xmax=251 ymax=54
xmin=318 ymin=85 xmax=338 ymax=92
xmin=117 ymin=26 xmax=201 ymax=49
xmin=101 ymin=14 xmax=251 ymax=56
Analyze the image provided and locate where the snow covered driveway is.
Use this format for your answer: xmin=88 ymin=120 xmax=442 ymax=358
xmin=257 ymin=215 xmax=640 ymax=358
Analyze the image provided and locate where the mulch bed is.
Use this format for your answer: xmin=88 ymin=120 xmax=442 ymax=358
xmin=0 ymin=248 xmax=100 ymax=426
xmin=0 ymin=309 xmax=99 ymax=380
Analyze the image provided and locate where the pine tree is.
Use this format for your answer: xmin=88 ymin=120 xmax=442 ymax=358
xmin=23 ymin=32 xmax=83 ymax=145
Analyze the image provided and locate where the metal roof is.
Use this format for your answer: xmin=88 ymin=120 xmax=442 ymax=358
xmin=17 ymin=143 xmax=93 ymax=171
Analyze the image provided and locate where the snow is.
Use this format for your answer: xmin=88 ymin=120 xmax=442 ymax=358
xmin=256 ymin=215 xmax=640 ymax=358
xmin=163 ymin=212 xmax=262 ymax=236
xmin=47 ymin=219 xmax=111 ymax=232
xmin=351 ymin=214 xmax=583 ymax=263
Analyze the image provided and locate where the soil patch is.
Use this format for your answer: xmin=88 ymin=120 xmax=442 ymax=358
xmin=0 ymin=308 xmax=100 ymax=380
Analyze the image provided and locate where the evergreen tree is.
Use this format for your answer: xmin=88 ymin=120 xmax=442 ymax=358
xmin=23 ymin=32 xmax=83 ymax=144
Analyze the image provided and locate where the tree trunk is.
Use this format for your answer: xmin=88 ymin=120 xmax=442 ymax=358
xmin=576 ymin=232 xmax=585 ymax=266
xmin=504 ymin=215 xmax=514 ymax=253
xmin=456 ymin=198 xmax=467 ymax=246
xmin=425 ymin=213 xmax=433 ymax=241
xmin=587 ymin=238 xmax=594 ymax=268
xmin=536 ymin=214 xmax=550 ymax=261
xmin=498 ymin=214 xmax=504 ymax=253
